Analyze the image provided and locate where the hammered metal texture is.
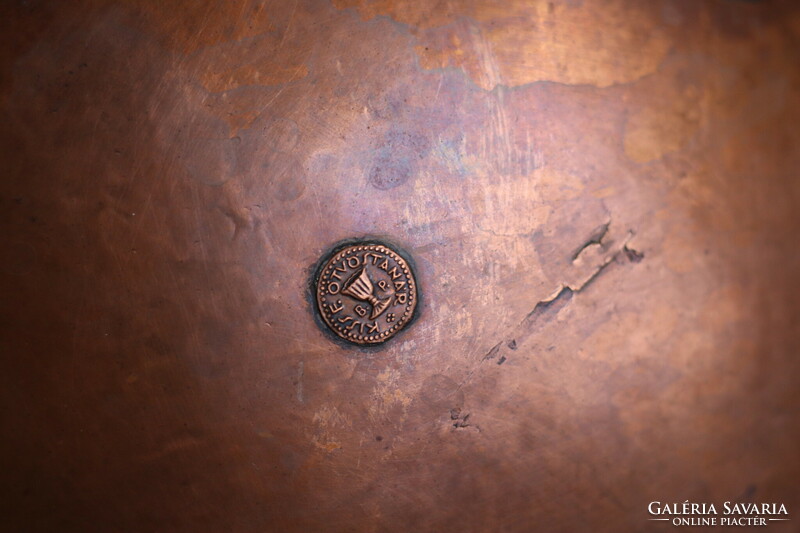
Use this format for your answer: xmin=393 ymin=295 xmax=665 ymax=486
xmin=1 ymin=1 xmax=799 ymax=532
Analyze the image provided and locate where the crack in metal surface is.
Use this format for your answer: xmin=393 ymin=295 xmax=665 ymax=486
xmin=571 ymin=221 xmax=611 ymax=261
xmin=461 ymin=228 xmax=643 ymax=394
xmin=489 ymin=230 xmax=640 ymax=364
xmin=452 ymin=225 xmax=645 ymax=437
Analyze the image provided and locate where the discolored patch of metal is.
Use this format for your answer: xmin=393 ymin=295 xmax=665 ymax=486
xmin=314 ymin=242 xmax=418 ymax=345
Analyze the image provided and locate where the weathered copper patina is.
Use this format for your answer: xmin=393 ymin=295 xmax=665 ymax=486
xmin=2 ymin=1 xmax=799 ymax=532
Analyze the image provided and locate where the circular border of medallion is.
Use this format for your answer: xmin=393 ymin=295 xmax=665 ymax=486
xmin=314 ymin=242 xmax=418 ymax=345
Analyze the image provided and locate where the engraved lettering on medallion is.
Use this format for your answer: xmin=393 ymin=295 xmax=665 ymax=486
xmin=315 ymin=243 xmax=418 ymax=345
xmin=328 ymin=299 xmax=344 ymax=314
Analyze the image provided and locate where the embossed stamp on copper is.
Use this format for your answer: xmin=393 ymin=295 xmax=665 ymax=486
xmin=315 ymin=242 xmax=418 ymax=345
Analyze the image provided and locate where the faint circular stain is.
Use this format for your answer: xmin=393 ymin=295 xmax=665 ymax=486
xmin=175 ymin=115 xmax=242 ymax=187
xmin=269 ymin=155 xmax=306 ymax=202
xmin=369 ymin=154 xmax=412 ymax=190
xmin=266 ymin=118 xmax=300 ymax=153
xmin=420 ymin=374 xmax=464 ymax=411
xmin=368 ymin=129 xmax=429 ymax=190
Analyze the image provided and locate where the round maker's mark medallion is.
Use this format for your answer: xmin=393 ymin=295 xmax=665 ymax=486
xmin=315 ymin=243 xmax=417 ymax=345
